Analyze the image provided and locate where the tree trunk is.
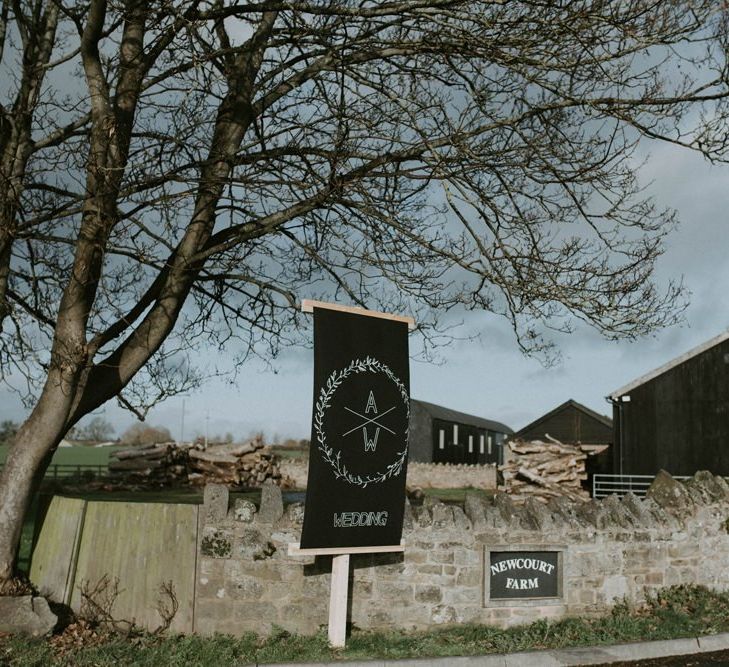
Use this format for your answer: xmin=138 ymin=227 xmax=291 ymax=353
xmin=0 ymin=376 xmax=73 ymax=583
xmin=0 ymin=433 xmax=61 ymax=584
xmin=0 ymin=8 xmax=278 ymax=584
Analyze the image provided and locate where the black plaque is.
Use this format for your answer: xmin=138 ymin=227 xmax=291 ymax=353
xmin=489 ymin=551 xmax=560 ymax=599
xmin=300 ymin=307 xmax=410 ymax=549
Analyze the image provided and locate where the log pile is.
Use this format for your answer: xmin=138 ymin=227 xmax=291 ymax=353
xmin=498 ymin=437 xmax=599 ymax=503
xmin=108 ymin=437 xmax=283 ymax=487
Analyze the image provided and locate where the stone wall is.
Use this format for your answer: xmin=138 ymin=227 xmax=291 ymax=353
xmin=30 ymin=471 xmax=729 ymax=636
xmin=278 ymin=458 xmax=497 ymax=491
xmin=195 ymin=471 xmax=729 ymax=634
xmin=407 ymin=461 xmax=497 ymax=490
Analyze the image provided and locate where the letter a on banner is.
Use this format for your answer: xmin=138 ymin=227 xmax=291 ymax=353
xmin=300 ymin=302 xmax=412 ymax=549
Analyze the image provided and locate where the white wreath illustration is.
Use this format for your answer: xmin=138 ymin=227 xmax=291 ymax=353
xmin=315 ymin=356 xmax=409 ymax=487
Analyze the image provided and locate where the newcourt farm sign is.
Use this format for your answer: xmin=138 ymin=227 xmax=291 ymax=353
xmin=488 ymin=548 xmax=562 ymax=601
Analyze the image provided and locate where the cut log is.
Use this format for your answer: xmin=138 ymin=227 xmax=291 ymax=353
xmin=498 ymin=436 xmax=598 ymax=504
xmin=108 ymin=436 xmax=280 ymax=489
xmin=189 ymin=449 xmax=238 ymax=464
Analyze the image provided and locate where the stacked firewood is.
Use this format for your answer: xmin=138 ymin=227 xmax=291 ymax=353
xmin=498 ymin=437 xmax=592 ymax=503
xmin=187 ymin=441 xmax=282 ymax=487
xmin=108 ymin=438 xmax=282 ymax=487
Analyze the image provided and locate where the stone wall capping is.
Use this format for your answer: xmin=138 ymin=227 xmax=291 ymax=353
xmin=258 ymin=481 xmax=284 ymax=524
xmin=713 ymin=474 xmax=729 ymax=497
xmin=412 ymin=503 xmax=432 ymax=528
xmin=282 ymin=501 xmax=305 ymax=526
xmin=403 ymin=497 xmax=414 ymax=530
xmin=493 ymin=492 xmax=520 ymax=526
xmin=519 ymin=497 xmax=553 ymax=531
xmin=685 ymin=471 xmax=728 ymax=504
xmin=431 ymin=503 xmax=455 ymax=529
xmin=621 ymin=492 xmax=654 ymax=527
xmin=646 ymin=470 xmax=695 ymax=518
xmin=482 ymin=504 xmax=503 ymax=529
xmin=640 ymin=495 xmax=680 ymax=528
xmin=463 ymin=491 xmax=488 ymax=528
xmin=547 ymin=495 xmax=583 ymax=529
xmin=452 ymin=505 xmax=470 ymax=531
xmin=575 ymin=498 xmax=604 ymax=528
xmin=203 ymin=483 xmax=229 ymax=523
xmin=601 ymin=494 xmax=636 ymax=529
xmin=423 ymin=495 xmax=445 ymax=510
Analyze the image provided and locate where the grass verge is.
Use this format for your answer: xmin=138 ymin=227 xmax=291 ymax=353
xmin=2 ymin=585 xmax=729 ymax=666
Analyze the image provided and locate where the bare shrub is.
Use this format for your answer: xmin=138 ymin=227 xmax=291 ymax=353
xmin=77 ymin=574 xmax=178 ymax=637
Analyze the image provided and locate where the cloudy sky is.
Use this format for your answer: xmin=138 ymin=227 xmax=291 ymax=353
xmin=162 ymin=139 xmax=728 ymax=442
xmin=2 ymin=136 xmax=728 ymax=442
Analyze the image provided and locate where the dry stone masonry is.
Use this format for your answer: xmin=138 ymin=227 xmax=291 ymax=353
xmin=194 ymin=470 xmax=729 ymax=634
xmin=25 ymin=470 xmax=729 ymax=635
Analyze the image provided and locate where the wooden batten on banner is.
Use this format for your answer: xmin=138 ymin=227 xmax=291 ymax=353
xmin=300 ymin=299 xmax=416 ymax=331
xmin=291 ymin=299 xmax=415 ymax=648
xmin=288 ymin=543 xmax=405 ymax=557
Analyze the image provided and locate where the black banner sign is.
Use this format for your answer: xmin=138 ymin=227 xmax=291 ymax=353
xmin=489 ymin=551 xmax=560 ymax=599
xmin=300 ymin=307 xmax=410 ymax=549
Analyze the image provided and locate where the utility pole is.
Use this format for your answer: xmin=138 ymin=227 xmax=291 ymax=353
xmin=180 ymin=398 xmax=186 ymax=446
xmin=205 ymin=410 xmax=209 ymax=448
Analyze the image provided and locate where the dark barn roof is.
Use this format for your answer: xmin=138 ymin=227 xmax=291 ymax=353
xmin=607 ymin=329 xmax=729 ymax=476
xmin=515 ymin=399 xmax=612 ymax=445
xmin=411 ymin=399 xmax=513 ymax=434
xmin=609 ymin=329 xmax=729 ymax=399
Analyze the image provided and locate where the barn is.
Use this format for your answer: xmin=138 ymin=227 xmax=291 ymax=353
xmin=514 ymin=399 xmax=613 ymax=484
xmin=609 ymin=330 xmax=729 ymax=476
xmin=514 ymin=399 xmax=612 ymax=446
xmin=408 ymin=399 xmax=513 ymax=465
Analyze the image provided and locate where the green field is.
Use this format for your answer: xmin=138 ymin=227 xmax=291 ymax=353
xmin=0 ymin=443 xmax=125 ymax=466
xmin=271 ymin=447 xmax=308 ymax=459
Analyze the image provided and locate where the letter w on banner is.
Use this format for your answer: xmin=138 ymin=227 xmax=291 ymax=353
xmin=300 ymin=306 xmax=410 ymax=549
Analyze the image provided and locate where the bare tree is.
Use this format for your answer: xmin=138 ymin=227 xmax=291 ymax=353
xmin=0 ymin=0 xmax=728 ymax=584
xmin=120 ymin=423 xmax=172 ymax=446
xmin=75 ymin=416 xmax=115 ymax=442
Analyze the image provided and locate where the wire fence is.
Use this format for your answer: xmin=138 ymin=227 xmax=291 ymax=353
xmin=0 ymin=463 xmax=108 ymax=480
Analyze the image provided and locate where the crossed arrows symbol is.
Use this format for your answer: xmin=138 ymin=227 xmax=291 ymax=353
xmin=341 ymin=406 xmax=396 ymax=437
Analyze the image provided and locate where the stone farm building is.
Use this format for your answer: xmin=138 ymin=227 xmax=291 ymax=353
xmin=609 ymin=330 xmax=729 ymax=476
xmin=408 ymin=399 xmax=512 ymax=465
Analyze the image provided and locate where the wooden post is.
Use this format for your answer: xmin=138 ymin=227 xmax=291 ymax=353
xmin=288 ymin=543 xmax=404 ymax=647
xmin=328 ymin=554 xmax=350 ymax=647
